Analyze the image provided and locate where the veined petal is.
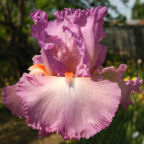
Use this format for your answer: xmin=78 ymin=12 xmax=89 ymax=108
xmin=43 ymin=23 xmax=90 ymax=76
xmin=30 ymin=9 xmax=48 ymax=24
xmin=95 ymin=64 xmax=143 ymax=109
xmin=30 ymin=9 xmax=48 ymax=43
xmin=63 ymin=26 xmax=90 ymax=76
xmin=30 ymin=19 xmax=48 ymax=42
xmin=93 ymin=44 xmax=107 ymax=69
xmin=30 ymin=7 xmax=107 ymax=76
xmin=80 ymin=7 xmax=107 ymax=69
xmin=16 ymin=73 xmax=121 ymax=140
xmin=2 ymin=84 xmax=24 ymax=118
xmin=41 ymin=43 xmax=67 ymax=76
xmin=54 ymin=7 xmax=107 ymax=69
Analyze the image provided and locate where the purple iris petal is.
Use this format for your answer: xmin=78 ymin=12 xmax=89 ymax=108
xmin=32 ymin=55 xmax=43 ymax=64
xmin=2 ymin=84 xmax=24 ymax=118
xmin=30 ymin=7 xmax=107 ymax=76
xmin=95 ymin=64 xmax=143 ymax=109
xmin=41 ymin=43 xmax=67 ymax=76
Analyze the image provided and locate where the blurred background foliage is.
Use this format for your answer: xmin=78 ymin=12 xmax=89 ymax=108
xmin=0 ymin=0 xmax=144 ymax=144
xmin=132 ymin=0 xmax=144 ymax=19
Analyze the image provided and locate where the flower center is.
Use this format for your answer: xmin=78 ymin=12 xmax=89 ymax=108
xmin=65 ymin=72 xmax=74 ymax=78
xmin=64 ymin=72 xmax=74 ymax=86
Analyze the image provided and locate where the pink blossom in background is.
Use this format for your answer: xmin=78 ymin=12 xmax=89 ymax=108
xmin=2 ymin=7 xmax=142 ymax=140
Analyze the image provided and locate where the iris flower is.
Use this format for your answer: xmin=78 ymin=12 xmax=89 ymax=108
xmin=2 ymin=7 xmax=142 ymax=140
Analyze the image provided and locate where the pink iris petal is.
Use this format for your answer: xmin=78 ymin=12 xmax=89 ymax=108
xmin=43 ymin=22 xmax=90 ymax=76
xmin=79 ymin=7 xmax=107 ymax=69
xmin=41 ymin=43 xmax=67 ymax=76
xmin=16 ymin=73 xmax=121 ymax=140
xmin=43 ymin=25 xmax=89 ymax=76
xmin=32 ymin=55 xmax=43 ymax=64
xmin=63 ymin=26 xmax=90 ymax=76
xmin=54 ymin=7 xmax=107 ymax=69
xmin=30 ymin=9 xmax=48 ymax=24
xmin=30 ymin=9 xmax=48 ymax=43
xmin=95 ymin=64 xmax=143 ymax=109
xmin=2 ymin=84 xmax=24 ymax=118
xmin=93 ymin=44 xmax=107 ymax=68
xmin=30 ymin=19 xmax=48 ymax=42
xmin=30 ymin=7 xmax=107 ymax=76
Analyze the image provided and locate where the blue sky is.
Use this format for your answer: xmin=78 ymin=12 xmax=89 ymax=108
xmin=109 ymin=0 xmax=144 ymax=20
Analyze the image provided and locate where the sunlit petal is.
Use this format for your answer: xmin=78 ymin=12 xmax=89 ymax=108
xmin=16 ymin=73 xmax=121 ymax=140
xmin=2 ymin=84 xmax=24 ymax=118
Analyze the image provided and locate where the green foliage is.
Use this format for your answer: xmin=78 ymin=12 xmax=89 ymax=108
xmin=132 ymin=0 xmax=144 ymax=19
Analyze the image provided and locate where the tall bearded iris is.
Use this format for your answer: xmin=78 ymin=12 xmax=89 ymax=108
xmin=2 ymin=7 xmax=142 ymax=140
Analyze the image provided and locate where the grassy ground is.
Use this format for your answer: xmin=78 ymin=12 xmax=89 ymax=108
xmin=0 ymin=108 xmax=65 ymax=144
